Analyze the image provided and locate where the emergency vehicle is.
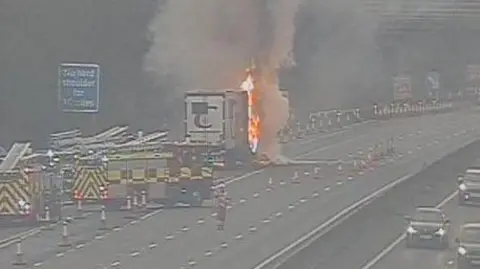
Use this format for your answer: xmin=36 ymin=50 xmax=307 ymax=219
xmin=0 ymin=142 xmax=62 ymax=225
xmin=72 ymin=141 xmax=214 ymax=208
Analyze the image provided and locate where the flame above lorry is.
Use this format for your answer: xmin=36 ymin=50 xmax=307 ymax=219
xmin=184 ymin=67 xmax=301 ymax=169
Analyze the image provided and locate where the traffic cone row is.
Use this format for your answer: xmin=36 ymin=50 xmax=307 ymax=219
xmin=12 ymin=204 xmax=118 ymax=265
xmin=349 ymin=140 xmax=396 ymax=175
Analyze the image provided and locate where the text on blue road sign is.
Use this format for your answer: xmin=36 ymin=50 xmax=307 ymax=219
xmin=59 ymin=63 xmax=100 ymax=113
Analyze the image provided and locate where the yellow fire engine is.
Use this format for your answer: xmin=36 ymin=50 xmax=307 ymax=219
xmin=72 ymin=142 xmax=214 ymax=208
xmin=0 ymin=143 xmax=62 ymax=225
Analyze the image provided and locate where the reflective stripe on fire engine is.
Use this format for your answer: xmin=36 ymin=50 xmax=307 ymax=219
xmin=73 ymin=165 xmax=107 ymax=200
xmin=0 ymin=171 xmax=32 ymax=216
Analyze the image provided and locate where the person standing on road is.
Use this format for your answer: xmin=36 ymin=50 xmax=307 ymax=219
xmin=215 ymin=183 xmax=230 ymax=231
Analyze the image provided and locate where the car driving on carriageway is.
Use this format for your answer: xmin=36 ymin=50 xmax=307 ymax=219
xmin=404 ymin=207 xmax=450 ymax=249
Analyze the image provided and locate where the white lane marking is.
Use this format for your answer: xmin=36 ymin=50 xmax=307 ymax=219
xmin=0 ymin=227 xmax=43 ymax=249
xmin=360 ymin=190 xmax=458 ymax=269
xmin=253 ymin=173 xmax=413 ymax=269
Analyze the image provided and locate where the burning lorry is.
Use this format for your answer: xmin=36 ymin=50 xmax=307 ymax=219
xmin=183 ymin=67 xmax=315 ymax=169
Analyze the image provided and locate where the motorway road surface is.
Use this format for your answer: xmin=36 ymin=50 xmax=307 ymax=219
xmin=366 ymin=196 xmax=474 ymax=269
xmin=274 ymin=123 xmax=480 ymax=269
xmin=1 ymin=111 xmax=479 ymax=269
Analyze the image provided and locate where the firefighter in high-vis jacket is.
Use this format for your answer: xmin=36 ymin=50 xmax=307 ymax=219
xmin=214 ymin=182 xmax=230 ymax=231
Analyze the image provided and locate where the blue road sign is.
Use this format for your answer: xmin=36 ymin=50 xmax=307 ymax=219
xmin=58 ymin=63 xmax=100 ymax=113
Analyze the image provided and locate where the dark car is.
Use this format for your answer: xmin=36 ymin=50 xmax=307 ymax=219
xmin=458 ymin=173 xmax=480 ymax=205
xmin=456 ymin=223 xmax=480 ymax=269
xmin=404 ymin=207 xmax=450 ymax=248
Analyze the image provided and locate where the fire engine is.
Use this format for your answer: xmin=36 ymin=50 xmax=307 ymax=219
xmin=0 ymin=142 xmax=62 ymax=225
xmin=72 ymin=141 xmax=214 ymax=208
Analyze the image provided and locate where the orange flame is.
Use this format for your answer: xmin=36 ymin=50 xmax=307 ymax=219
xmin=240 ymin=68 xmax=261 ymax=153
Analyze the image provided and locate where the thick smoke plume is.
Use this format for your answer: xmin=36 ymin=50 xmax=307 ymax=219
xmin=144 ymin=0 xmax=302 ymax=160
